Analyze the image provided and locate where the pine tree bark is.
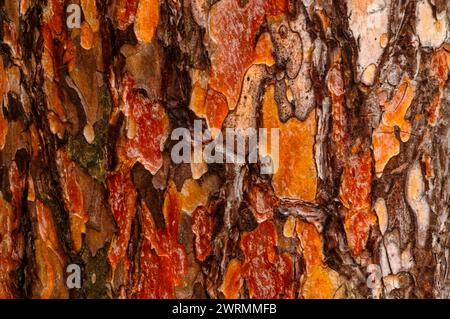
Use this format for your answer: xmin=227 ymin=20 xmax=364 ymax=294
xmin=0 ymin=0 xmax=449 ymax=299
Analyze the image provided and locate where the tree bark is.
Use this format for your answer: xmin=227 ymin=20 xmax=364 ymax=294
xmin=0 ymin=0 xmax=449 ymax=299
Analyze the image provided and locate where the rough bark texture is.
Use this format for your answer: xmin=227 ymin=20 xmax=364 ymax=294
xmin=0 ymin=0 xmax=449 ymax=299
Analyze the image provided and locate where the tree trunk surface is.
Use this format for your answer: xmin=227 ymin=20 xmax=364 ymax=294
xmin=0 ymin=0 xmax=449 ymax=299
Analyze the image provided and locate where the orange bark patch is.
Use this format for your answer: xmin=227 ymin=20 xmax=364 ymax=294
xmin=0 ymin=195 xmax=15 ymax=298
xmin=192 ymin=206 xmax=214 ymax=262
xmin=339 ymin=151 xmax=376 ymax=256
xmin=0 ymin=108 xmax=7 ymax=151
xmin=0 ymin=54 xmax=6 ymax=95
xmin=133 ymin=242 xmax=164 ymax=298
xmin=295 ymin=219 xmax=324 ymax=269
xmin=0 ymin=56 xmax=6 ymax=98
xmin=134 ymin=183 xmax=188 ymax=298
xmin=204 ymin=89 xmax=229 ymax=130
xmin=382 ymin=79 xmax=414 ymax=139
xmin=283 ymin=215 xmax=296 ymax=238
xmin=190 ymin=82 xmax=207 ymax=116
xmin=427 ymin=47 xmax=450 ymax=125
xmin=254 ymin=32 xmax=276 ymax=66
xmin=262 ymin=85 xmax=317 ymax=201
xmin=241 ymin=221 xmax=293 ymax=298
xmin=27 ymin=176 xmax=36 ymax=202
xmin=115 ymin=0 xmax=139 ymax=31
xmin=134 ymin=240 xmax=183 ymax=298
xmin=9 ymin=162 xmax=25 ymax=218
xmin=20 ymin=0 xmax=30 ymax=15
xmin=122 ymin=75 xmax=169 ymax=175
xmin=317 ymin=9 xmax=331 ymax=32
xmin=432 ymin=46 xmax=450 ymax=82
xmin=0 ymin=58 xmax=6 ymax=150
xmin=339 ymin=151 xmax=372 ymax=211
xmin=190 ymin=84 xmax=229 ymax=132
xmin=41 ymin=25 xmax=55 ymax=78
xmin=180 ymin=175 xmax=220 ymax=215
xmin=162 ymin=182 xmax=182 ymax=239
xmin=107 ymin=165 xmax=137 ymax=282
xmin=80 ymin=21 xmax=94 ymax=50
xmin=427 ymin=94 xmax=441 ymax=126
xmin=34 ymin=201 xmax=68 ymax=298
xmin=0 ymin=189 xmax=23 ymax=299
xmin=422 ymin=152 xmax=434 ymax=179
xmin=81 ymin=0 xmax=99 ymax=32
xmin=220 ymin=259 xmax=243 ymax=299
xmin=56 ymin=148 xmax=89 ymax=252
xmin=343 ymin=209 xmax=376 ymax=256
xmin=134 ymin=0 xmax=159 ymax=44
xmin=43 ymin=0 xmax=63 ymax=35
xmin=301 ymin=264 xmax=341 ymax=299
xmin=208 ymin=0 xmax=286 ymax=109
xmin=373 ymin=76 xmax=415 ymax=176
xmin=295 ymin=219 xmax=341 ymax=299
xmin=372 ymin=125 xmax=399 ymax=177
